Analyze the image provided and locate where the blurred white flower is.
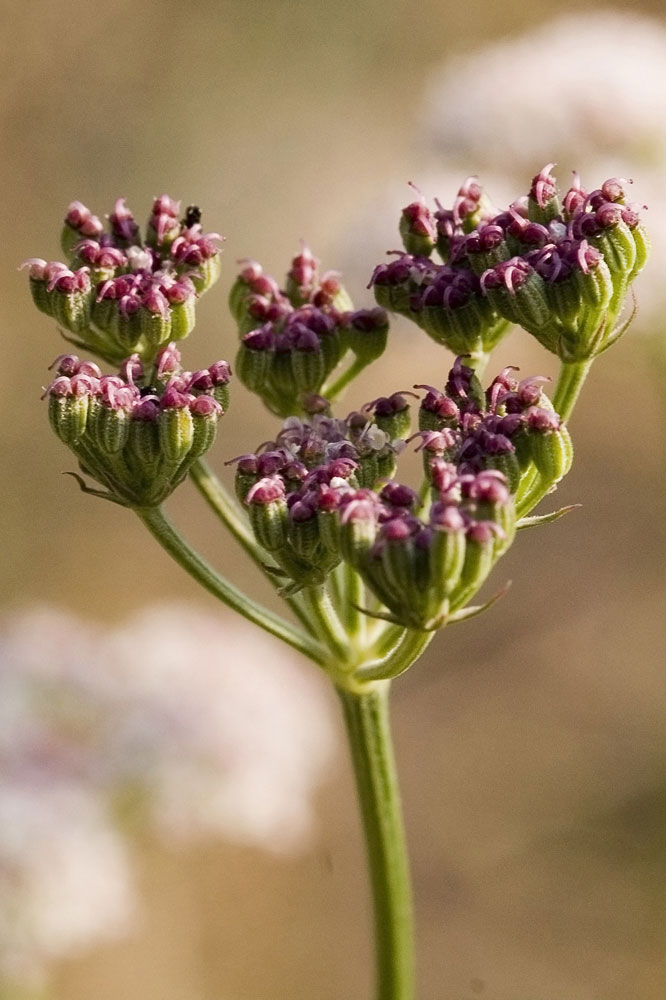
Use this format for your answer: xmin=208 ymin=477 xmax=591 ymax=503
xmin=421 ymin=10 xmax=666 ymax=170
xmin=105 ymin=604 xmax=337 ymax=850
xmin=0 ymin=783 xmax=135 ymax=989
xmin=0 ymin=602 xmax=337 ymax=987
xmin=419 ymin=10 xmax=666 ymax=323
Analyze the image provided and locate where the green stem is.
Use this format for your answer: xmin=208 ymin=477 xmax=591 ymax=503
xmin=189 ymin=458 xmax=264 ymax=563
xmin=300 ymin=584 xmax=352 ymax=664
xmin=337 ymin=682 xmax=414 ymax=1000
xmin=322 ymin=356 xmax=368 ymax=401
xmin=340 ymin=563 xmax=366 ymax=642
xmin=188 ymin=459 xmax=313 ymax=632
xmin=553 ymin=358 xmax=594 ymax=423
xmin=135 ymin=505 xmax=328 ymax=666
xmin=360 ymin=627 xmax=435 ymax=681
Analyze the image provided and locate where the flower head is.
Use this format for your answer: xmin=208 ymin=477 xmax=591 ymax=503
xmin=25 ymin=197 xmax=224 ymax=365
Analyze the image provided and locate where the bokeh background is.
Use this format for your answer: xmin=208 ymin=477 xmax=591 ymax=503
xmin=3 ymin=0 xmax=666 ymax=998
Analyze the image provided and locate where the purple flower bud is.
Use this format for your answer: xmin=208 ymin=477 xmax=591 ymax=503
xmin=380 ymin=482 xmax=418 ymax=508
xmin=562 ymin=173 xmax=587 ymax=217
xmin=108 ymin=198 xmax=140 ymax=244
xmin=246 ymin=476 xmax=286 ymax=505
xmin=189 ymin=395 xmax=222 ymax=417
xmin=143 ymin=286 xmax=169 ymax=318
xmin=529 ymin=163 xmax=558 ymax=210
xmin=133 ymin=398 xmax=161 ymax=421
xmin=430 ymin=502 xmax=465 ymax=532
xmin=119 ymin=355 xmax=143 ymax=384
xmin=160 ymin=383 xmax=191 ymax=409
xmin=65 ymin=201 xmax=103 ymax=238
xmin=466 ymin=520 xmax=502 ymax=544
xmin=601 ymin=177 xmax=630 ymax=203
xmin=525 ymin=406 xmax=560 ymax=433
xmin=155 ymin=343 xmax=182 ymax=378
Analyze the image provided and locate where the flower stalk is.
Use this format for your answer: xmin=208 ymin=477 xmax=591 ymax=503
xmin=338 ymin=682 xmax=414 ymax=1000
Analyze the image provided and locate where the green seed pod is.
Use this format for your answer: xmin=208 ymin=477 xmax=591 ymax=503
xmin=628 ymin=222 xmax=650 ymax=282
xmin=428 ymin=522 xmax=466 ymax=599
xmin=228 ymin=276 xmax=251 ymax=325
xmin=158 ymin=406 xmax=194 ymax=464
xmin=593 ymin=221 xmax=636 ymax=277
xmin=115 ymin=308 xmax=144 ymax=351
xmin=318 ymin=329 xmax=343 ymax=378
xmin=290 ymin=338 xmax=325 ymax=395
xmin=91 ymin=298 xmax=117 ymax=335
xmin=140 ymin=304 xmax=172 ymax=348
xmin=270 ymin=349 xmax=298 ymax=404
xmin=48 ymin=394 xmax=89 ymax=446
xmin=52 ymin=288 xmax=92 ymax=334
xmin=450 ymin=529 xmax=496 ymax=612
xmin=529 ymin=421 xmax=573 ymax=487
xmin=575 ymin=258 xmax=613 ymax=311
xmin=317 ymin=508 xmax=342 ymax=555
xmin=527 ymin=164 xmax=561 ymax=225
xmin=287 ymin=510 xmax=322 ymax=563
xmin=127 ymin=417 xmax=161 ymax=477
xmin=483 ymin=451 xmax=521 ymax=495
xmin=347 ymin=309 xmax=389 ymax=364
xmin=236 ymin=339 xmax=273 ymax=394
xmin=248 ymin=496 xmax=288 ymax=552
xmin=29 ymin=278 xmax=53 ymax=317
xmin=169 ymin=298 xmax=197 ymax=341
xmin=339 ymin=503 xmax=378 ymax=566
xmin=189 ymin=407 xmax=219 ymax=460
xmin=190 ymin=254 xmax=221 ymax=294
xmin=399 ymin=199 xmax=437 ymax=258
xmin=89 ymin=404 xmax=130 ymax=455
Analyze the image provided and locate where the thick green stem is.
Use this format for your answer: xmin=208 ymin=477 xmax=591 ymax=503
xmin=135 ymin=505 xmax=328 ymax=666
xmin=553 ymin=359 xmax=594 ymax=423
xmin=338 ymin=682 xmax=414 ymax=1000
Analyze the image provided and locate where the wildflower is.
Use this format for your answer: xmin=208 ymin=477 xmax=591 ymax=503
xmin=23 ymin=196 xmax=223 ymax=365
xmin=43 ymin=343 xmax=229 ymax=506
xmin=230 ymin=248 xmax=388 ymax=415
xmin=372 ymin=166 xmax=648 ymax=363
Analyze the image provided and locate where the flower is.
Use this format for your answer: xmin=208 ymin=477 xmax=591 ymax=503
xmin=42 ymin=343 xmax=229 ymax=506
xmin=22 ymin=195 xmax=223 ymax=364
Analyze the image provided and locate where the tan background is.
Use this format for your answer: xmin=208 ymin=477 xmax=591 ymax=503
xmin=2 ymin=0 xmax=666 ymax=997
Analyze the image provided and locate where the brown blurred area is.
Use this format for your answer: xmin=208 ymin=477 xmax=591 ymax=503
xmin=3 ymin=0 xmax=666 ymax=997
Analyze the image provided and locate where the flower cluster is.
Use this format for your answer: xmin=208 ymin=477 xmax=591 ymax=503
xmin=23 ymin=196 xmax=222 ymax=365
xmin=371 ymin=166 xmax=649 ymax=362
xmin=43 ymin=343 xmax=230 ymax=506
xmin=230 ymin=247 xmax=389 ymax=415
xmin=236 ymin=358 xmax=571 ymax=626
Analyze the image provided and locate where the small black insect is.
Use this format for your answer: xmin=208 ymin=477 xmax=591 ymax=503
xmin=140 ymin=385 xmax=158 ymax=397
xmin=184 ymin=205 xmax=201 ymax=228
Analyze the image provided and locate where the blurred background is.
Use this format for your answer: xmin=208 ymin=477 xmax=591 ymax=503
xmin=3 ymin=0 xmax=666 ymax=998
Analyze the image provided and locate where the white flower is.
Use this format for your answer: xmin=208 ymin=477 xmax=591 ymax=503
xmin=0 ymin=783 xmax=135 ymax=988
xmin=105 ymin=603 xmax=337 ymax=851
xmin=0 ymin=601 xmax=337 ymax=985
xmin=421 ymin=10 xmax=666 ymax=170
